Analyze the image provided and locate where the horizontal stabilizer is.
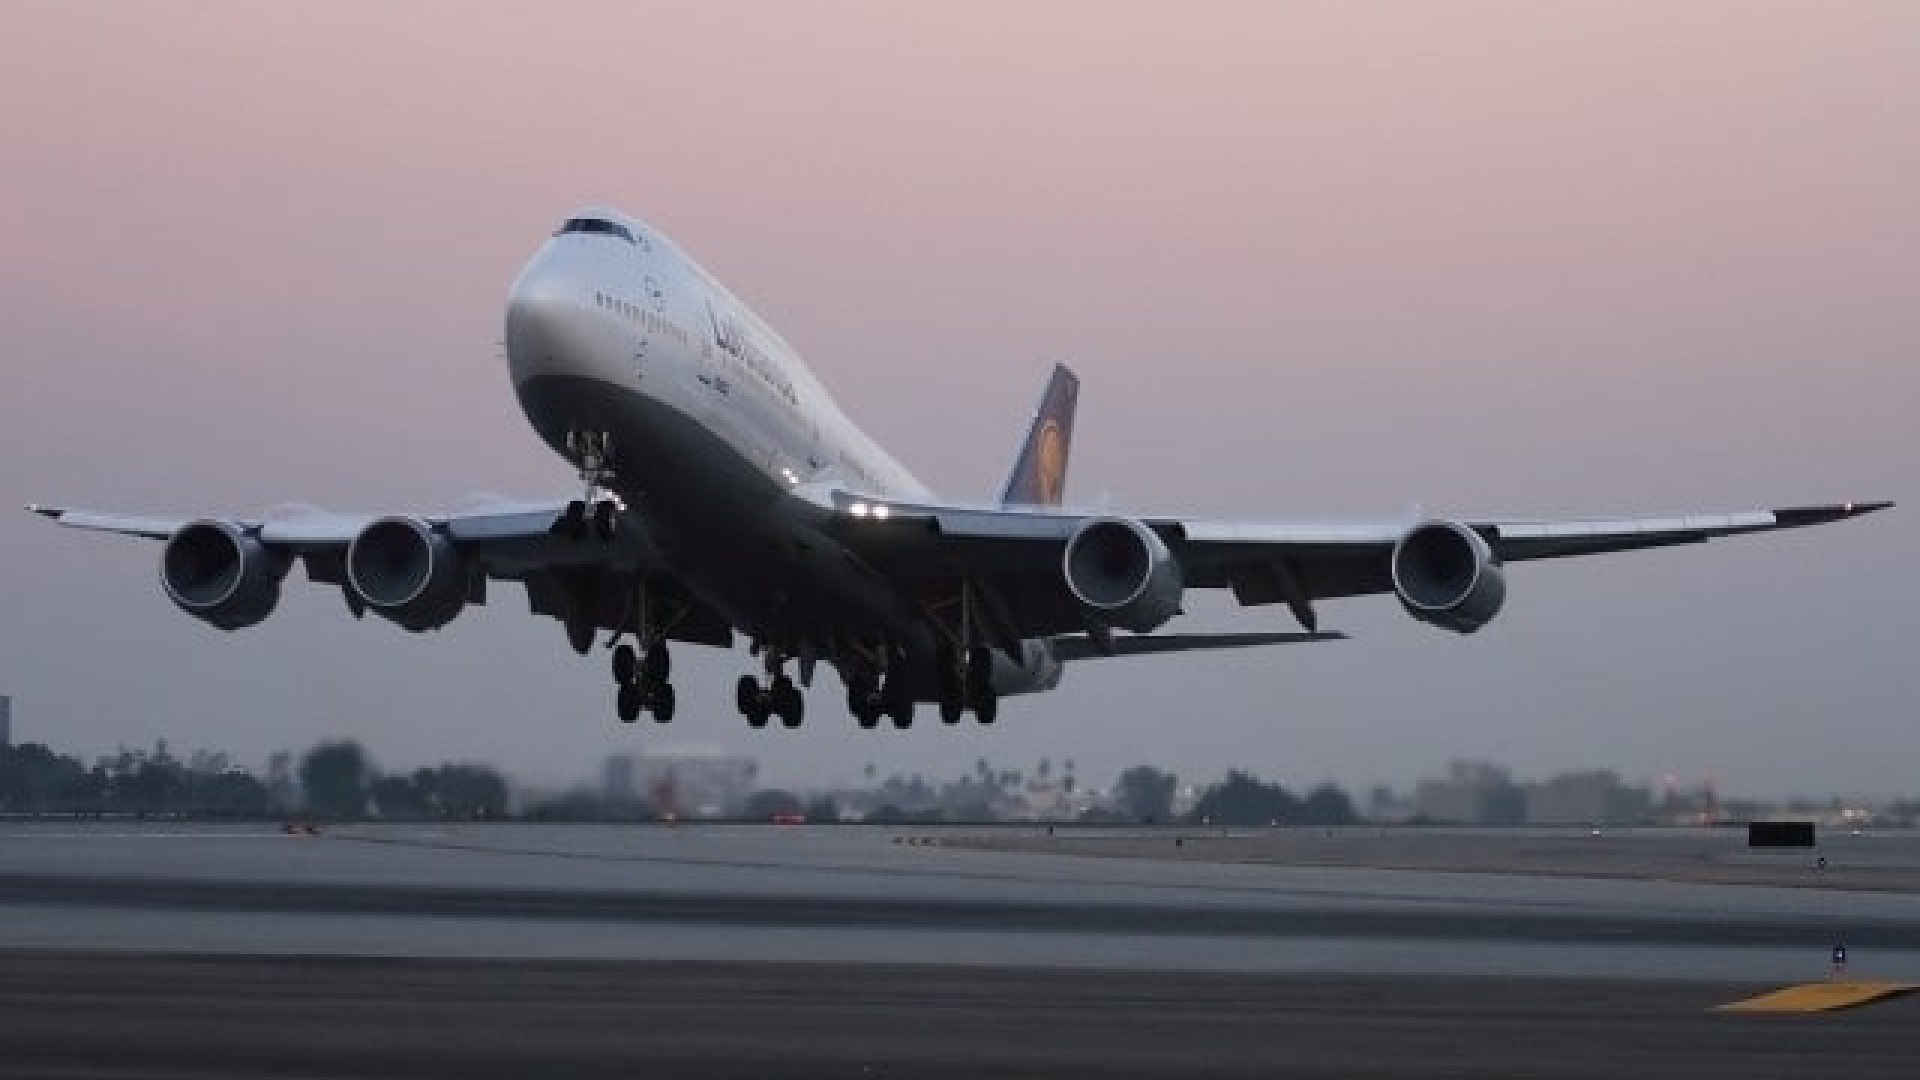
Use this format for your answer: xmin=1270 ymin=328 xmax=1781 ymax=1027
xmin=1052 ymin=630 xmax=1345 ymax=663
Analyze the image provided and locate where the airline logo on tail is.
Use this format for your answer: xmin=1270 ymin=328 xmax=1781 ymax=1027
xmin=1002 ymin=364 xmax=1079 ymax=507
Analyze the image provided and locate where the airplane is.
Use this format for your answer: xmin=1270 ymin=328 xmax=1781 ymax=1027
xmin=29 ymin=206 xmax=1891 ymax=731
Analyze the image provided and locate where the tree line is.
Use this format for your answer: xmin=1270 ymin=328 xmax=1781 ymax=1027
xmin=0 ymin=738 xmax=507 ymax=821
xmin=1104 ymin=766 xmax=1359 ymax=828
xmin=2 ymin=738 xmax=1362 ymax=828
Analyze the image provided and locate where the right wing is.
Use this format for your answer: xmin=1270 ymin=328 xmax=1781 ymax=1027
xmin=26 ymin=499 xmax=732 ymax=647
xmin=803 ymin=486 xmax=1890 ymax=644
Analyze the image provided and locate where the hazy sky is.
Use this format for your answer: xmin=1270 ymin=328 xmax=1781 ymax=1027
xmin=2 ymin=2 xmax=1914 ymax=798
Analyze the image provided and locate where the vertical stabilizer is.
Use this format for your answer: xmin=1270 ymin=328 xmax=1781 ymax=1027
xmin=1001 ymin=364 xmax=1079 ymax=507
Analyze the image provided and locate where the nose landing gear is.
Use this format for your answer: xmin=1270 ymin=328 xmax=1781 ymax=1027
xmin=557 ymin=428 xmax=623 ymax=543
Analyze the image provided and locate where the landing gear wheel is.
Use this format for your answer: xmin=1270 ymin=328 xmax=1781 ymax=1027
xmin=771 ymin=676 xmax=804 ymax=729
xmin=883 ymin=680 xmax=914 ymax=730
xmin=612 ymin=643 xmax=637 ymax=685
xmin=592 ymin=500 xmax=619 ymax=542
xmin=650 ymin=681 xmax=676 ymax=724
xmin=737 ymin=675 xmax=770 ymax=729
xmin=566 ymin=615 xmax=596 ymax=656
xmin=645 ymin=639 xmax=670 ymax=682
xmin=616 ymin=683 xmax=642 ymax=724
xmin=936 ymin=650 xmax=964 ymax=725
xmin=559 ymin=500 xmax=590 ymax=543
xmin=847 ymin=677 xmax=882 ymax=730
xmin=966 ymin=648 xmax=996 ymax=724
xmin=974 ymin=693 xmax=998 ymax=726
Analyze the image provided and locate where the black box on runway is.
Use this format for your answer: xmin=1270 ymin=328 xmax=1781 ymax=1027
xmin=1747 ymin=820 xmax=1816 ymax=848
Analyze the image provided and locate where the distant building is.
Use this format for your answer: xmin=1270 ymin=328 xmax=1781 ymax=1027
xmin=602 ymin=754 xmax=636 ymax=801
xmin=626 ymin=747 xmax=758 ymax=818
xmin=1525 ymin=770 xmax=1651 ymax=825
xmin=1414 ymin=759 xmax=1525 ymax=825
xmin=0 ymin=694 xmax=10 ymax=747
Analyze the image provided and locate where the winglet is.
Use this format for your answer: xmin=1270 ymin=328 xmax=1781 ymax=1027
xmin=26 ymin=504 xmax=60 ymax=520
xmin=1773 ymin=501 xmax=1893 ymax=527
xmin=1001 ymin=364 xmax=1079 ymax=508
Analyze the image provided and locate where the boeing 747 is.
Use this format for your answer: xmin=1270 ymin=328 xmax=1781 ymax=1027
xmin=29 ymin=207 xmax=1891 ymax=730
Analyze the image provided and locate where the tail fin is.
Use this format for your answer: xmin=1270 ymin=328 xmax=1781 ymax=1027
xmin=1001 ymin=364 xmax=1080 ymax=507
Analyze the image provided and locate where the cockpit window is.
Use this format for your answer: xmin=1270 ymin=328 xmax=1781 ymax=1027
xmin=555 ymin=217 xmax=636 ymax=244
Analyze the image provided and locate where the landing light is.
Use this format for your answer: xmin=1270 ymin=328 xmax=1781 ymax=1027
xmin=850 ymin=502 xmax=870 ymax=518
xmin=873 ymin=504 xmax=890 ymax=520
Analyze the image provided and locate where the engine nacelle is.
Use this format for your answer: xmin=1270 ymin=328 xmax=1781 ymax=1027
xmin=1390 ymin=519 xmax=1507 ymax=634
xmin=160 ymin=520 xmax=287 ymax=631
xmin=347 ymin=516 xmax=469 ymax=632
xmin=1062 ymin=516 xmax=1184 ymax=633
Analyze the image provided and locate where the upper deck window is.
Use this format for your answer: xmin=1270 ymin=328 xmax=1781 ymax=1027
xmin=555 ymin=217 xmax=636 ymax=244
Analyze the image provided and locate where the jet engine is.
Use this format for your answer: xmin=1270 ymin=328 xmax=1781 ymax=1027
xmin=1390 ymin=519 xmax=1506 ymax=633
xmin=160 ymin=520 xmax=287 ymax=631
xmin=1062 ymin=516 xmax=1183 ymax=633
xmin=347 ymin=516 xmax=470 ymax=632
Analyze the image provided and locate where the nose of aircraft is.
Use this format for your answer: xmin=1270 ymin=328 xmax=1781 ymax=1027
xmin=504 ymin=247 xmax=597 ymax=388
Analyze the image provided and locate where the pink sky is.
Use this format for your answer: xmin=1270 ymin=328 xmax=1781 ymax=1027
xmin=1 ymin=2 xmax=1913 ymax=795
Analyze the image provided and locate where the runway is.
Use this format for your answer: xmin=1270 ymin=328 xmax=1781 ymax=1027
xmin=0 ymin=821 xmax=1915 ymax=1076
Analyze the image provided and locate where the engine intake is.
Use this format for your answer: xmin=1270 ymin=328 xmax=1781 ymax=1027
xmin=160 ymin=520 xmax=286 ymax=631
xmin=1390 ymin=519 xmax=1506 ymax=634
xmin=1062 ymin=516 xmax=1183 ymax=633
xmin=347 ymin=516 xmax=469 ymax=632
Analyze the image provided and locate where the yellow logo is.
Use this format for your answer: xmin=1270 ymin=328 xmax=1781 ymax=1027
xmin=1035 ymin=420 xmax=1066 ymax=504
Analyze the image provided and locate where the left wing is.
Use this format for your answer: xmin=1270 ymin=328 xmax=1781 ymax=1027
xmin=804 ymin=488 xmax=1890 ymax=641
xmin=26 ymin=499 xmax=732 ymax=647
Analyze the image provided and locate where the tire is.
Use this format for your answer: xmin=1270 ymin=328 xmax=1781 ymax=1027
xmin=736 ymin=675 xmax=761 ymax=716
xmin=616 ymin=683 xmax=642 ymax=724
xmin=651 ymin=682 xmax=676 ymax=724
xmin=975 ymin=693 xmax=998 ymax=726
xmin=645 ymin=640 xmax=670 ymax=682
xmin=566 ymin=616 xmax=596 ymax=657
xmin=612 ymin=643 xmax=637 ymax=685
xmin=560 ymin=501 xmax=589 ymax=543
xmin=772 ymin=676 xmax=803 ymax=728
xmin=939 ymin=697 xmax=964 ymax=725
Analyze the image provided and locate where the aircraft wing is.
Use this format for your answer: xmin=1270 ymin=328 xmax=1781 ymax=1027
xmin=24 ymin=500 xmax=732 ymax=646
xmin=809 ymin=489 xmax=1890 ymax=640
xmin=1049 ymin=631 xmax=1346 ymax=662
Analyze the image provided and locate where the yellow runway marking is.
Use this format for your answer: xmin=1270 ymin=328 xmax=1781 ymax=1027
xmin=1717 ymin=982 xmax=1918 ymax=1013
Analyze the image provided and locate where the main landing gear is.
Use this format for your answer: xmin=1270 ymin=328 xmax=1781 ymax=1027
xmin=846 ymin=667 xmax=915 ymax=731
xmin=737 ymin=647 xmax=805 ymax=729
xmin=936 ymin=647 xmax=999 ymax=726
xmin=612 ymin=637 xmax=675 ymax=724
xmin=922 ymin=580 xmax=1001 ymax=726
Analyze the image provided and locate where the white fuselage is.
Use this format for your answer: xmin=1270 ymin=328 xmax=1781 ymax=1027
xmin=506 ymin=208 xmax=928 ymax=507
xmin=502 ymin=207 xmax=1060 ymax=698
